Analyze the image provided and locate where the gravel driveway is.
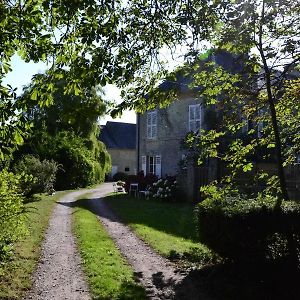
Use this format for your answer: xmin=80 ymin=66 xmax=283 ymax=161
xmin=25 ymin=183 xmax=209 ymax=300
xmin=24 ymin=189 xmax=92 ymax=300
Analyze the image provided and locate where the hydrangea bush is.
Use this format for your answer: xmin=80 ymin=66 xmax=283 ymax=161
xmin=148 ymin=177 xmax=178 ymax=201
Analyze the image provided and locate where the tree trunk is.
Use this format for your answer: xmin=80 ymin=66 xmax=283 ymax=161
xmin=257 ymin=0 xmax=289 ymax=204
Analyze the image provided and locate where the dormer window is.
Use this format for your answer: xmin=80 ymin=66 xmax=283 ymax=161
xmin=147 ymin=110 xmax=157 ymax=139
xmin=189 ymin=104 xmax=202 ymax=132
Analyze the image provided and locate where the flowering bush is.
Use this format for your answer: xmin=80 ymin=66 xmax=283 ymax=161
xmin=148 ymin=177 xmax=178 ymax=201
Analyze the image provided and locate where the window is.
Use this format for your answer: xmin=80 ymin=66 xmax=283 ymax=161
xmin=125 ymin=167 xmax=130 ymax=172
xmin=189 ymin=104 xmax=202 ymax=132
xmin=142 ymin=155 xmax=162 ymax=177
xmin=148 ymin=156 xmax=156 ymax=174
xmin=147 ymin=111 xmax=157 ymax=139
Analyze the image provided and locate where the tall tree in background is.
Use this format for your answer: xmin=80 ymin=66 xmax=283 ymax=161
xmin=0 ymin=0 xmax=215 ymax=160
xmin=14 ymin=72 xmax=111 ymax=189
xmin=20 ymin=72 xmax=106 ymax=139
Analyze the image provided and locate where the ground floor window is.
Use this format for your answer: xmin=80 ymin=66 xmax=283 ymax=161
xmin=148 ymin=156 xmax=156 ymax=174
xmin=141 ymin=155 xmax=161 ymax=177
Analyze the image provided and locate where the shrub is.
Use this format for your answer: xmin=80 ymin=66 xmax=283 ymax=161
xmin=196 ymin=195 xmax=300 ymax=266
xmin=13 ymin=155 xmax=59 ymax=196
xmin=33 ymin=131 xmax=111 ymax=190
xmin=148 ymin=177 xmax=178 ymax=201
xmin=113 ymin=172 xmax=128 ymax=182
xmin=0 ymin=170 xmax=26 ymax=262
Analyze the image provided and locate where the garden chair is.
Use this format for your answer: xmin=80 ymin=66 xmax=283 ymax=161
xmin=129 ymin=183 xmax=139 ymax=197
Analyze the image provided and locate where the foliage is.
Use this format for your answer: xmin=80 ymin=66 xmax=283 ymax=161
xmin=184 ymin=1 xmax=300 ymax=202
xmin=113 ymin=172 xmax=128 ymax=182
xmin=196 ymin=195 xmax=300 ymax=265
xmin=19 ymin=72 xmax=106 ymax=139
xmin=28 ymin=131 xmax=111 ymax=190
xmin=0 ymin=0 xmax=215 ymax=160
xmin=0 ymin=170 xmax=26 ymax=263
xmin=148 ymin=177 xmax=178 ymax=201
xmin=12 ymin=70 xmax=111 ymax=190
xmin=13 ymin=155 xmax=59 ymax=196
xmin=73 ymin=196 xmax=146 ymax=299
xmin=0 ymin=191 xmax=66 ymax=299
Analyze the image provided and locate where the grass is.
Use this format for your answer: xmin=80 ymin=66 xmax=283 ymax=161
xmin=104 ymin=194 xmax=300 ymax=299
xmin=104 ymin=194 xmax=218 ymax=265
xmin=0 ymin=191 xmax=67 ymax=300
xmin=73 ymin=196 xmax=146 ymax=300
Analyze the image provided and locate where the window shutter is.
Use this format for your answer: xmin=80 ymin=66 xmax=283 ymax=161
xmin=141 ymin=156 xmax=147 ymax=176
xmin=189 ymin=104 xmax=201 ymax=132
xmin=147 ymin=111 xmax=157 ymax=139
xmin=155 ymin=155 xmax=161 ymax=178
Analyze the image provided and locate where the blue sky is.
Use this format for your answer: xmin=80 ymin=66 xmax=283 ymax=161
xmin=3 ymin=54 xmax=136 ymax=124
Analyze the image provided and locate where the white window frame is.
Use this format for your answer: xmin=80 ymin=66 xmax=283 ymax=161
xmin=147 ymin=111 xmax=157 ymax=139
xmin=141 ymin=156 xmax=147 ymax=175
xmin=155 ymin=155 xmax=162 ymax=178
xmin=189 ymin=104 xmax=202 ymax=132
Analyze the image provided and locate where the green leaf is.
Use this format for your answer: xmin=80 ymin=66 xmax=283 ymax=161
xmin=31 ymin=90 xmax=38 ymax=101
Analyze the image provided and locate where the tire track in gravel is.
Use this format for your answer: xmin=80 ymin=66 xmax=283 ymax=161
xmin=87 ymin=183 xmax=207 ymax=300
xmin=24 ymin=189 xmax=92 ymax=300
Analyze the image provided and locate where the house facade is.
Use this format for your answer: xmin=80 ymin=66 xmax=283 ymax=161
xmin=100 ymin=121 xmax=136 ymax=178
xmin=136 ymin=51 xmax=300 ymax=201
xmin=137 ymin=94 xmax=205 ymax=178
xmin=137 ymin=87 xmax=213 ymax=201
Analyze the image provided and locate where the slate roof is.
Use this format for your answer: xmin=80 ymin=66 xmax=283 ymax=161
xmin=158 ymin=50 xmax=244 ymax=94
xmin=99 ymin=121 xmax=136 ymax=149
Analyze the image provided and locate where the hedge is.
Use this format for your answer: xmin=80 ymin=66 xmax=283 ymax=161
xmin=196 ymin=195 xmax=300 ymax=266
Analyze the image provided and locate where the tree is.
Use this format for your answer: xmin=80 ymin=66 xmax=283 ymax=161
xmin=13 ymin=72 xmax=111 ymax=189
xmin=126 ymin=0 xmax=300 ymax=203
xmin=20 ymin=71 xmax=106 ymax=139
xmin=0 ymin=0 xmax=214 ymax=160
xmin=1 ymin=0 xmax=299 ymax=201
xmin=187 ymin=0 xmax=300 ymax=202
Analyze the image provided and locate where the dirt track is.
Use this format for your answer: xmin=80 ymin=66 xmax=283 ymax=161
xmin=24 ymin=189 xmax=91 ymax=300
xmin=25 ymin=183 xmax=208 ymax=300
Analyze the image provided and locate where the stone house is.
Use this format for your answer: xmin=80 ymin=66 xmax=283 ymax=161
xmin=136 ymin=51 xmax=241 ymax=200
xmin=100 ymin=121 xmax=136 ymax=178
xmin=136 ymin=51 xmax=300 ymax=200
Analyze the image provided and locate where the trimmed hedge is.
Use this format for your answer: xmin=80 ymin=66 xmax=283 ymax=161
xmin=196 ymin=196 xmax=300 ymax=265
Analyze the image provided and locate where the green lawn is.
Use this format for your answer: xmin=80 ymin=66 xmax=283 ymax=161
xmin=104 ymin=194 xmax=218 ymax=265
xmin=73 ymin=196 xmax=146 ymax=300
xmin=0 ymin=192 xmax=66 ymax=300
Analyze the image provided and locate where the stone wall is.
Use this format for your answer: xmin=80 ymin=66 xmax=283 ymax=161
xmin=109 ymin=148 xmax=136 ymax=177
xmin=138 ymin=93 xmax=206 ymax=177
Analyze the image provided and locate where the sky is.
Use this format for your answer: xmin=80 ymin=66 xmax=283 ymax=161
xmin=3 ymin=54 xmax=136 ymax=125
